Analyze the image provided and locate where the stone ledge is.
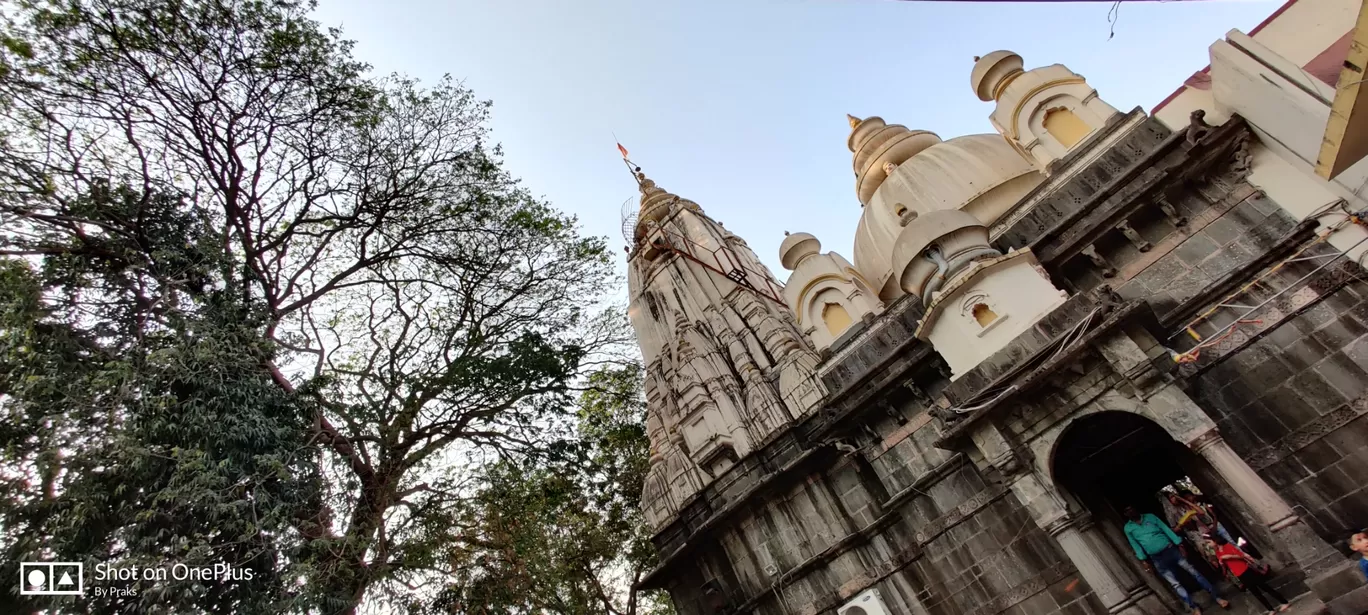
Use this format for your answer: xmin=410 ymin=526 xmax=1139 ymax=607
xmin=1035 ymin=116 xmax=1252 ymax=267
xmin=992 ymin=108 xmax=1154 ymax=241
xmin=935 ymin=295 xmax=1150 ymax=448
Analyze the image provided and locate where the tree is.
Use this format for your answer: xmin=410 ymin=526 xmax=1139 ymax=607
xmin=0 ymin=0 xmax=630 ymax=612
xmin=428 ymin=364 xmax=672 ymax=615
xmin=0 ymin=184 xmax=324 ymax=614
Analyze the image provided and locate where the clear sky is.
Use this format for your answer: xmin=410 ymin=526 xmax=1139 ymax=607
xmin=310 ymin=0 xmax=1281 ymax=289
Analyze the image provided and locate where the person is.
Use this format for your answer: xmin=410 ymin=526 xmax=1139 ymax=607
xmin=1349 ymin=530 xmax=1368 ymax=582
xmin=1212 ymin=533 xmax=1289 ymax=614
xmin=1123 ymin=505 xmax=1230 ymax=615
xmin=1162 ymin=490 xmax=1223 ymax=580
xmin=1170 ymin=488 xmax=1237 ymax=546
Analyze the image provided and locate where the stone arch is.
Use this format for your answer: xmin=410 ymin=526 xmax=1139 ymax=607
xmin=1026 ymin=94 xmax=1094 ymax=157
xmin=791 ymin=274 xmax=847 ymax=325
xmin=1033 ymin=391 xmax=1209 ymax=477
xmin=804 ymin=285 xmax=858 ymax=343
xmin=1042 ymin=404 xmax=1284 ymax=605
xmin=1012 ymin=83 xmax=1100 ymax=143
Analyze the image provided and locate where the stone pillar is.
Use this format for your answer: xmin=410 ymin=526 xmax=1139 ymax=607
xmin=1008 ymin=472 xmax=1165 ymax=615
xmin=1189 ymin=429 xmax=1363 ymax=613
xmin=1189 ymin=430 xmax=1341 ymax=575
xmin=1190 ymin=430 xmax=1296 ymax=531
xmin=1045 ymin=512 xmax=1166 ymax=615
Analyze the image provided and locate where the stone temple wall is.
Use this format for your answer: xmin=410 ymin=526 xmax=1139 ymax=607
xmin=1047 ymin=142 xmax=1368 ymax=561
xmin=647 ymin=114 xmax=1368 ymax=615
xmin=660 ymin=403 xmax=1109 ymax=615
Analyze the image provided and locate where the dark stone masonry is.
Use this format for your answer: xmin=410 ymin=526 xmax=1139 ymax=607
xmin=642 ymin=111 xmax=1368 ymax=615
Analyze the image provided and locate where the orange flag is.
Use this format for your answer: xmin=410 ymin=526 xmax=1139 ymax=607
xmin=617 ymin=142 xmax=629 ymax=159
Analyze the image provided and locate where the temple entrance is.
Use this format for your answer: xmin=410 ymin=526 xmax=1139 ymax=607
xmin=1051 ymin=411 xmax=1266 ymax=610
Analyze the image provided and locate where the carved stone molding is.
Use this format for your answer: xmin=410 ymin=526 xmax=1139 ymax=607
xmin=1187 ymin=427 xmax=1223 ymax=454
xmin=1082 ymin=244 xmax=1118 ymax=278
xmin=1115 ymin=220 xmax=1151 ymax=253
xmin=1044 ymin=511 xmax=1095 ymax=538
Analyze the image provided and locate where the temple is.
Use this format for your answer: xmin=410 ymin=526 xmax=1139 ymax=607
xmin=625 ymin=1 xmax=1368 ymax=613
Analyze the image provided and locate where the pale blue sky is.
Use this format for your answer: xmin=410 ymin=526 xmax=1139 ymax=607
xmin=311 ymin=0 xmax=1280 ymax=282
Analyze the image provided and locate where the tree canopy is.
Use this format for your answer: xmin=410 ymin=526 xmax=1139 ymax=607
xmin=0 ymin=0 xmax=667 ymax=612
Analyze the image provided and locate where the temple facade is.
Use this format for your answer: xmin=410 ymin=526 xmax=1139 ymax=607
xmin=625 ymin=1 xmax=1368 ymax=614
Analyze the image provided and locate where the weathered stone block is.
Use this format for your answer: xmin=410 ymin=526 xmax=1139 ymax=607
xmin=1174 ymin=233 xmax=1222 ymax=267
xmin=1264 ymin=383 xmax=1325 ymax=430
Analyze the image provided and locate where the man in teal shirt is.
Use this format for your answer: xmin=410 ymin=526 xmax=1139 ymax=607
xmin=1123 ymin=505 xmax=1229 ymax=614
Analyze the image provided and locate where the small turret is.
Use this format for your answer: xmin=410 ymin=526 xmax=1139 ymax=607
xmin=972 ymin=50 xmax=1121 ymax=172
xmin=779 ymin=232 xmax=884 ymax=352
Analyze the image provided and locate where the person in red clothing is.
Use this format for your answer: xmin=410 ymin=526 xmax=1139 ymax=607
xmin=1211 ymin=533 xmax=1290 ymax=614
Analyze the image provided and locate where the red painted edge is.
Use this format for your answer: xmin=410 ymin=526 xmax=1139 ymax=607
xmin=1151 ymin=0 xmax=1302 ymax=115
xmin=1249 ymin=0 xmax=1301 ymax=36
xmin=1305 ymin=31 xmax=1355 ymax=86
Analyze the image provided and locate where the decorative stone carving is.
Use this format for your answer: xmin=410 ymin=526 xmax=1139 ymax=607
xmin=626 ymin=171 xmax=827 ymax=530
xmin=1156 ymin=195 xmax=1188 ymax=227
xmin=1081 ymin=244 xmax=1117 ymax=278
xmin=1185 ymin=109 xmax=1213 ymax=146
xmin=1115 ymin=220 xmax=1151 ymax=252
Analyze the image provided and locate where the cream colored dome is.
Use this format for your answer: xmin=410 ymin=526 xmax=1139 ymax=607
xmin=971 ymin=50 xmax=1024 ymax=102
xmin=848 ymin=116 xmax=942 ymax=206
xmin=851 ymin=133 xmax=1042 ymax=301
xmin=779 ymin=232 xmax=821 ymax=271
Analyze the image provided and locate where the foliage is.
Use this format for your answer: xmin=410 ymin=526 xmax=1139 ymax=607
xmin=0 ymin=0 xmax=645 ymax=613
xmin=425 ymin=364 xmax=671 ymax=615
xmin=0 ymin=184 xmax=322 ymax=614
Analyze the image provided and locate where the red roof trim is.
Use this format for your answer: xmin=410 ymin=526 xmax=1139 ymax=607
xmin=1249 ymin=0 xmax=1301 ymax=36
xmin=1151 ymin=0 xmax=1301 ymax=115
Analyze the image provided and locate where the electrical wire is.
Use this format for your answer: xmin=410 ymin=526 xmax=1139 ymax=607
xmin=945 ymin=306 xmax=1103 ymax=417
xmin=1169 ymin=213 xmax=1368 ymax=363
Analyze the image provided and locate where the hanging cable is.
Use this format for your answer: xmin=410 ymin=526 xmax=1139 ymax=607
xmin=1169 ymin=216 xmax=1368 ymax=363
xmin=944 ymin=306 xmax=1102 ymax=417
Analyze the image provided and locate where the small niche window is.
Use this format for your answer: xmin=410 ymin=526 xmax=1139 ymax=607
xmin=1043 ymin=106 xmax=1091 ymax=149
xmin=971 ymin=303 xmax=999 ymax=327
xmin=823 ymin=302 xmax=853 ymax=337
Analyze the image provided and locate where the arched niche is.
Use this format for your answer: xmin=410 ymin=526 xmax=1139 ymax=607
xmin=806 ymin=286 xmax=856 ymax=342
xmin=822 ymin=302 xmax=853 ymax=337
xmin=1025 ymin=93 xmax=1103 ymax=159
xmin=1043 ymin=107 xmax=1092 ymax=148
xmin=1047 ymin=409 xmax=1280 ymax=603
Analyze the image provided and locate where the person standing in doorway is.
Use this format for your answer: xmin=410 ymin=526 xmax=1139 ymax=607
xmin=1124 ymin=505 xmax=1231 ymax=615
xmin=1170 ymin=487 xmax=1238 ymax=546
xmin=1212 ymin=533 xmax=1289 ymax=614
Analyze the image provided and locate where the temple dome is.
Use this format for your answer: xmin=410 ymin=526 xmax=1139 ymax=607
xmin=851 ymin=133 xmax=1042 ymax=301
xmin=779 ymin=232 xmax=821 ymax=271
xmin=971 ymin=50 xmax=1025 ymax=102
xmin=848 ymin=115 xmax=942 ymax=205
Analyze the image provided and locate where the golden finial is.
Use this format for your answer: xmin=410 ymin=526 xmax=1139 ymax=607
xmin=847 ymin=114 xmax=862 ymax=130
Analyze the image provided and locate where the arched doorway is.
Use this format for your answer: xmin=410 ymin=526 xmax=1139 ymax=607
xmin=1050 ymin=411 xmax=1265 ymax=606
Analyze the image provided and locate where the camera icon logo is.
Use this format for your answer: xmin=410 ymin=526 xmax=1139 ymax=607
xmin=19 ymin=562 xmax=84 ymax=596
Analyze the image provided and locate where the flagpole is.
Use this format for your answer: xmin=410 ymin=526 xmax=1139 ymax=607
xmin=614 ymin=133 xmax=643 ymax=187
